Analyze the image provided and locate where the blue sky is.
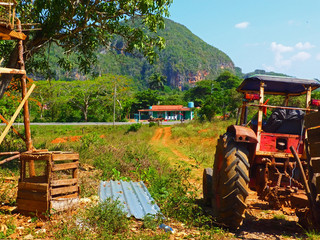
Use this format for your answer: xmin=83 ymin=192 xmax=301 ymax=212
xmin=168 ymin=0 xmax=320 ymax=79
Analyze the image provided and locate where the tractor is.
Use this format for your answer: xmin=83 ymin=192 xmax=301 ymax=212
xmin=203 ymin=75 xmax=320 ymax=229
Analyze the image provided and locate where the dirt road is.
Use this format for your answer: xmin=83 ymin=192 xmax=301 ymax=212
xmin=151 ymin=127 xmax=204 ymax=188
xmin=150 ymin=126 xmax=307 ymax=240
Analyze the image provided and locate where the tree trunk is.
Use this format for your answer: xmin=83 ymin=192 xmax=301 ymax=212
xmin=0 ymin=45 xmax=19 ymax=99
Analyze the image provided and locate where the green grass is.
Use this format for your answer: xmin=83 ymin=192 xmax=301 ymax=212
xmin=0 ymin=123 xmax=231 ymax=239
xmin=170 ymin=119 xmax=234 ymax=168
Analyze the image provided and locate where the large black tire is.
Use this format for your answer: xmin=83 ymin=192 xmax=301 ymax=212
xmin=203 ymin=168 xmax=213 ymax=206
xmin=211 ymin=133 xmax=250 ymax=229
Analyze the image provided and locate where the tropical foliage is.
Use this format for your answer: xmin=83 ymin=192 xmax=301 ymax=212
xmin=0 ymin=0 xmax=172 ymax=98
xmin=0 ymin=71 xmax=243 ymax=123
xmin=25 ymin=19 xmax=236 ymax=90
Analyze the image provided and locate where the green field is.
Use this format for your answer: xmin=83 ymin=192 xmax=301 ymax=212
xmin=1 ymin=120 xmax=318 ymax=239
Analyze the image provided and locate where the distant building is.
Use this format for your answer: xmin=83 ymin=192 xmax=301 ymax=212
xmin=137 ymin=103 xmax=195 ymax=121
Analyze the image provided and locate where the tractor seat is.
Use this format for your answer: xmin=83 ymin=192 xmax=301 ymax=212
xmin=263 ymin=108 xmax=305 ymax=135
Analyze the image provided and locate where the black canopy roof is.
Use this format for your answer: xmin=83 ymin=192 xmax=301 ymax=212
xmin=237 ymin=75 xmax=320 ymax=96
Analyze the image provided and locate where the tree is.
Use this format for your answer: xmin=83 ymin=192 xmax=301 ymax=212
xmin=148 ymin=72 xmax=167 ymax=90
xmin=196 ymin=71 xmax=242 ymax=121
xmin=0 ymin=0 xmax=172 ymax=98
xmin=184 ymin=79 xmax=213 ymax=106
xmin=131 ymin=89 xmax=163 ymax=113
xmin=66 ymin=81 xmax=103 ymax=122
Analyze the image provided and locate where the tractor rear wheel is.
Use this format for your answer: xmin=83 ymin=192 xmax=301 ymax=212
xmin=211 ymin=133 xmax=250 ymax=229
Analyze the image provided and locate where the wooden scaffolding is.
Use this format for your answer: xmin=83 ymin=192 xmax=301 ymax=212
xmin=0 ymin=4 xmax=80 ymax=215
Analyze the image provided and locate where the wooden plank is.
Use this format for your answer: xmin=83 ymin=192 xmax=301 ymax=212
xmin=52 ymin=162 xmax=78 ymax=171
xmin=248 ymin=104 xmax=317 ymax=112
xmin=51 ymin=178 xmax=77 ymax=187
xmin=51 ymin=185 xmax=78 ymax=196
xmin=17 ymin=190 xmax=48 ymax=201
xmin=0 ymin=67 xmax=26 ymax=75
xmin=0 ymin=154 xmax=19 ymax=165
xmin=308 ymin=127 xmax=320 ymax=143
xmin=305 ymin=112 xmax=320 ymax=129
xmin=18 ymin=182 xmax=48 ymax=192
xmin=312 ymin=159 xmax=320 ymax=173
xmin=20 ymin=154 xmax=51 ymax=161
xmin=23 ymin=175 xmax=47 ymax=183
xmin=52 ymin=193 xmax=78 ymax=200
xmin=0 ymin=151 xmax=20 ymax=156
xmin=0 ymin=2 xmax=15 ymax=6
xmin=255 ymin=150 xmax=298 ymax=159
xmin=0 ymin=84 xmax=36 ymax=145
xmin=52 ymin=153 xmax=79 ymax=161
xmin=0 ymin=26 xmax=26 ymax=40
xmin=17 ymin=199 xmax=48 ymax=213
xmin=310 ymin=143 xmax=320 ymax=158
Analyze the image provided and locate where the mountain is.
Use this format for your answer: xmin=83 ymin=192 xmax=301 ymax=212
xmin=243 ymin=69 xmax=291 ymax=78
xmin=96 ymin=19 xmax=235 ymax=90
xmin=30 ymin=19 xmax=236 ymax=90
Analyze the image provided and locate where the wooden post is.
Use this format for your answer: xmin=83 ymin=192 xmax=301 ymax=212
xmin=17 ymin=21 xmax=33 ymax=151
xmin=306 ymin=86 xmax=312 ymax=112
xmin=240 ymin=95 xmax=247 ymax=125
xmin=20 ymin=157 xmax=25 ymax=182
xmin=17 ymin=20 xmax=35 ymax=177
xmin=256 ymin=81 xmax=265 ymax=151
xmin=284 ymin=95 xmax=289 ymax=107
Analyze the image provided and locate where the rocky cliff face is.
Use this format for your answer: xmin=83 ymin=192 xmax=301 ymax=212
xmin=155 ymin=19 xmax=236 ymax=89
xmin=165 ymin=62 xmax=235 ymax=90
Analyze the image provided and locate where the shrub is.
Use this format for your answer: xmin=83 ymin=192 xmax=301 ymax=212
xmin=86 ymin=198 xmax=128 ymax=235
xmin=149 ymin=122 xmax=157 ymax=127
xmin=126 ymin=123 xmax=142 ymax=133
xmin=142 ymin=214 xmax=162 ymax=230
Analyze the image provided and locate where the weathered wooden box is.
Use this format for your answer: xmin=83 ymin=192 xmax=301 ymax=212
xmin=17 ymin=151 xmax=79 ymax=216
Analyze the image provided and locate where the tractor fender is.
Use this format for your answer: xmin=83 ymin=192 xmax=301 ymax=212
xmin=227 ymin=125 xmax=258 ymax=144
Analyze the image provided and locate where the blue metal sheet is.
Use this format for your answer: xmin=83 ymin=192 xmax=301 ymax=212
xmin=99 ymin=180 xmax=161 ymax=219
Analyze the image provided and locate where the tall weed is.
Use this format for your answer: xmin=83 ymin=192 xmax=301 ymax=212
xmin=86 ymin=198 xmax=129 ymax=235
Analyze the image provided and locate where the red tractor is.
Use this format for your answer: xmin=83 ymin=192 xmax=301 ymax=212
xmin=203 ymin=75 xmax=320 ymax=229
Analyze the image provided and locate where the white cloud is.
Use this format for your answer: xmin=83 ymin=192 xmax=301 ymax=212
xmin=235 ymin=21 xmax=249 ymax=29
xmin=295 ymin=42 xmax=315 ymax=50
xmin=264 ymin=42 xmax=314 ymax=72
xmin=316 ymin=53 xmax=320 ymax=60
xmin=271 ymin=42 xmax=293 ymax=53
xmin=274 ymin=53 xmax=292 ymax=68
xmin=291 ymin=51 xmax=311 ymax=61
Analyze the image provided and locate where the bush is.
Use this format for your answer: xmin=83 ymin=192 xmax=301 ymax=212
xmin=126 ymin=123 xmax=142 ymax=133
xmin=86 ymin=198 xmax=128 ymax=235
xmin=149 ymin=122 xmax=157 ymax=127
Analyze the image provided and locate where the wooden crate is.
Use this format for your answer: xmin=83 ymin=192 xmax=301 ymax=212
xmin=17 ymin=151 xmax=79 ymax=216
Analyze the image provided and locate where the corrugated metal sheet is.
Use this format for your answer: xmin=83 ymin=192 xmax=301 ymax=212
xmin=99 ymin=180 xmax=161 ymax=219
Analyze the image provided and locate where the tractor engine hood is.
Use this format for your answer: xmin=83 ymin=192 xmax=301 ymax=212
xmin=227 ymin=125 xmax=258 ymax=143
